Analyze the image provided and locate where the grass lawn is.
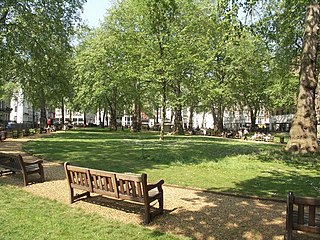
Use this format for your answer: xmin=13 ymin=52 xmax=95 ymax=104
xmin=23 ymin=128 xmax=320 ymax=199
xmin=0 ymin=183 xmax=184 ymax=240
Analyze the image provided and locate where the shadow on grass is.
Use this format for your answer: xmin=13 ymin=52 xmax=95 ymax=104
xmin=23 ymin=131 xmax=270 ymax=171
xmin=22 ymin=130 xmax=320 ymax=199
xmin=207 ymin=170 xmax=320 ymax=199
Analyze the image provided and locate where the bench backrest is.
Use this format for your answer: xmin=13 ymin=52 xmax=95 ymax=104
xmin=287 ymin=191 xmax=320 ymax=234
xmin=64 ymin=162 xmax=147 ymax=202
xmin=0 ymin=153 xmax=22 ymax=171
xmin=115 ymin=173 xmax=146 ymax=202
xmin=65 ymin=164 xmax=92 ymax=192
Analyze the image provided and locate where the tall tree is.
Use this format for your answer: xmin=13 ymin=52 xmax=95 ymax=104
xmin=286 ymin=2 xmax=320 ymax=153
xmin=1 ymin=0 xmax=85 ymax=126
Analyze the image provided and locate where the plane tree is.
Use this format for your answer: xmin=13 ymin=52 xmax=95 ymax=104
xmin=0 ymin=0 xmax=85 ymax=127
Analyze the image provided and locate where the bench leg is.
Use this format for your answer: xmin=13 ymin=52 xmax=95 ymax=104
xmin=69 ymin=188 xmax=75 ymax=204
xmin=39 ymin=165 xmax=45 ymax=183
xmin=159 ymin=196 xmax=164 ymax=214
xmin=284 ymin=230 xmax=292 ymax=240
xmin=22 ymin=172 xmax=28 ymax=186
xmin=69 ymin=189 xmax=90 ymax=204
xmin=144 ymin=204 xmax=151 ymax=224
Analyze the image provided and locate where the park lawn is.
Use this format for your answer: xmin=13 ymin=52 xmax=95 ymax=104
xmin=23 ymin=128 xmax=320 ymax=199
xmin=0 ymin=183 xmax=184 ymax=240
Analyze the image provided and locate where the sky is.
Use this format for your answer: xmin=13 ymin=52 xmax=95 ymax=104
xmin=81 ymin=0 xmax=114 ymax=27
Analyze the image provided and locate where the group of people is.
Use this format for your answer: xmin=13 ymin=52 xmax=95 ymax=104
xmin=250 ymin=132 xmax=274 ymax=142
xmin=224 ymin=128 xmax=273 ymax=141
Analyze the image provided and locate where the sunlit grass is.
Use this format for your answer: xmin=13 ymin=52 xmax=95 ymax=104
xmin=0 ymin=184 xmax=184 ymax=240
xmin=23 ymin=128 xmax=320 ymax=199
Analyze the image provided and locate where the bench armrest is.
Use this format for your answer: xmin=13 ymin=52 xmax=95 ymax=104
xmin=147 ymin=179 xmax=164 ymax=191
xmin=23 ymin=160 xmax=43 ymax=166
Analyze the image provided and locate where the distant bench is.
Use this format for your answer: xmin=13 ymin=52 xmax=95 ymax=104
xmin=0 ymin=153 xmax=44 ymax=186
xmin=285 ymin=191 xmax=320 ymax=239
xmin=64 ymin=162 xmax=164 ymax=224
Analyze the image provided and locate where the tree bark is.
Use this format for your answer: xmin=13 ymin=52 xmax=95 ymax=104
xmin=83 ymin=112 xmax=87 ymax=126
xmin=211 ymin=98 xmax=224 ymax=133
xmin=174 ymin=105 xmax=184 ymax=134
xmin=39 ymin=92 xmax=46 ymax=128
xmin=286 ymin=2 xmax=320 ymax=153
xmin=188 ymin=105 xmax=195 ymax=131
xmin=107 ymin=88 xmax=117 ymax=131
xmin=61 ymin=98 xmax=65 ymax=125
xmin=249 ymin=107 xmax=257 ymax=132
xmin=173 ymin=82 xmax=184 ymax=134
xmin=160 ymin=79 xmax=166 ymax=140
xmin=131 ymin=100 xmax=141 ymax=132
xmin=103 ymin=109 xmax=107 ymax=128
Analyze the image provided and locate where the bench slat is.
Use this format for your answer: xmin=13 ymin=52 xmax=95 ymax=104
xmin=294 ymin=224 xmax=320 ymax=233
xmin=309 ymin=206 xmax=316 ymax=226
xmin=298 ymin=205 xmax=304 ymax=225
xmin=137 ymin=182 xmax=143 ymax=198
xmin=107 ymin=177 xmax=113 ymax=192
xmin=131 ymin=181 xmax=137 ymax=197
xmin=119 ymin=179 xmax=124 ymax=194
xmin=125 ymin=180 xmax=130 ymax=195
xmin=98 ymin=175 xmax=102 ymax=189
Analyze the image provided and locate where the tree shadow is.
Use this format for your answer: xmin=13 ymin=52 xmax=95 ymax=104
xmin=22 ymin=132 xmax=271 ymax=172
xmin=202 ymin=169 xmax=320 ymax=199
xmin=150 ymin=187 xmax=318 ymax=240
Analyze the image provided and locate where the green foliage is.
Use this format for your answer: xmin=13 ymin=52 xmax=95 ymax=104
xmin=1 ymin=0 xmax=85 ymax=109
xmin=1 ymin=0 xmax=310 ymax=131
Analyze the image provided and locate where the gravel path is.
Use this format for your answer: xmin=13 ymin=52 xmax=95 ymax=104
xmin=0 ymin=135 xmax=317 ymax=240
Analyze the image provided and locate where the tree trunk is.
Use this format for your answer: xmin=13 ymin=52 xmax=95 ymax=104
xmin=39 ymin=93 xmax=46 ymax=128
xmin=211 ymin=98 xmax=224 ymax=133
xmin=83 ymin=112 xmax=87 ymax=126
xmin=131 ymin=101 xmax=139 ymax=132
xmin=107 ymin=88 xmax=118 ymax=131
xmin=98 ymin=109 xmax=102 ymax=127
xmin=109 ymin=107 xmax=117 ymax=131
xmin=174 ymin=105 xmax=184 ymax=134
xmin=104 ymin=109 xmax=108 ymax=128
xmin=188 ymin=105 xmax=195 ymax=131
xmin=32 ymin=106 xmax=36 ymax=128
xmin=137 ymin=101 xmax=141 ymax=131
xmin=69 ymin=109 xmax=72 ymax=124
xmin=160 ymin=79 xmax=166 ymax=140
xmin=286 ymin=2 xmax=320 ymax=153
xmin=201 ymin=112 xmax=206 ymax=128
xmin=108 ymin=102 xmax=117 ymax=131
xmin=61 ymin=98 xmax=65 ymax=125
xmin=249 ymin=107 xmax=257 ymax=132
xmin=156 ymin=107 xmax=159 ymax=124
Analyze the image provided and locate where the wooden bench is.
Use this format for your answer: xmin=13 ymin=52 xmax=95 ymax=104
xmin=64 ymin=162 xmax=164 ymax=224
xmin=0 ymin=153 xmax=44 ymax=186
xmin=285 ymin=191 xmax=320 ymax=239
